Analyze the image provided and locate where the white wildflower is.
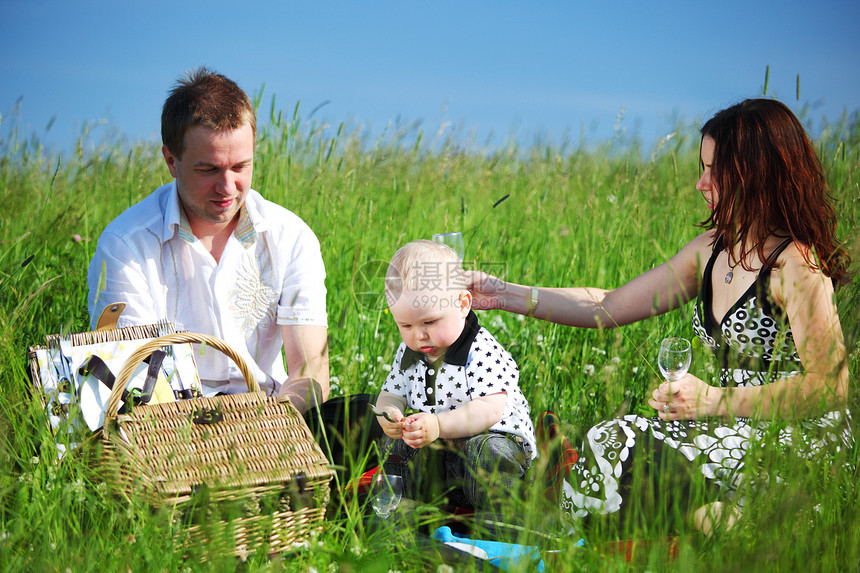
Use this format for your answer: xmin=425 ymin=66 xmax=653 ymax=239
xmin=376 ymin=355 xmax=384 ymax=362
xmin=591 ymin=347 xmax=606 ymax=356
xmin=31 ymin=456 xmax=39 ymax=465
xmin=608 ymin=194 xmax=617 ymax=204
xmin=356 ymin=354 xmax=366 ymax=363
xmin=381 ymin=364 xmax=392 ymax=372
xmin=489 ymin=315 xmax=506 ymax=331
xmin=583 ymin=364 xmax=595 ymax=376
xmin=632 ymin=366 xmax=639 ymax=374
xmin=437 ymin=566 xmax=454 ymax=573
xmin=72 ymin=478 xmax=85 ymax=503
xmin=610 ymin=356 xmax=620 ymax=364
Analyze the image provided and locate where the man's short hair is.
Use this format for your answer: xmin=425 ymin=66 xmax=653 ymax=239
xmin=161 ymin=67 xmax=256 ymax=159
xmin=385 ymin=240 xmax=466 ymax=297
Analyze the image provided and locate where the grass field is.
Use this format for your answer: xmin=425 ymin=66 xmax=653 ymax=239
xmin=0 ymin=97 xmax=858 ymax=572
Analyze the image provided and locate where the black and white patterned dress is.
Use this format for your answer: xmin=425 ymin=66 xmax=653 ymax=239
xmin=560 ymin=238 xmax=853 ymax=521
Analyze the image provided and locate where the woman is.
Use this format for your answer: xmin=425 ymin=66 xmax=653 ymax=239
xmin=467 ymin=99 xmax=852 ymax=530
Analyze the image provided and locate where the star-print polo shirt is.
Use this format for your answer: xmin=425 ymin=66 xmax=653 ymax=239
xmin=382 ymin=311 xmax=536 ymax=459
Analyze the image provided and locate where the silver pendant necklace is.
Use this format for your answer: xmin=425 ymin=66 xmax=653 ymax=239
xmin=725 ymin=242 xmax=760 ymax=284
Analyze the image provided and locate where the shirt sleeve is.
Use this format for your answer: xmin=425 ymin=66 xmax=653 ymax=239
xmin=87 ymin=230 xmax=163 ymax=330
xmin=276 ymin=224 xmax=328 ymax=327
xmin=465 ymin=331 xmax=520 ymax=399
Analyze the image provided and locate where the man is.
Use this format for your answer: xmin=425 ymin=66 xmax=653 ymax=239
xmin=87 ymin=67 xmax=328 ymax=413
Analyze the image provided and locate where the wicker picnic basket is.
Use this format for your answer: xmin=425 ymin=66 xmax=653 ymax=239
xmin=30 ymin=327 xmax=335 ymax=557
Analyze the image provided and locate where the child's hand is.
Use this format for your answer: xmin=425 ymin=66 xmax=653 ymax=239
xmin=401 ymin=413 xmax=441 ymax=449
xmin=378 ymin=406 xmax=405 ymax=439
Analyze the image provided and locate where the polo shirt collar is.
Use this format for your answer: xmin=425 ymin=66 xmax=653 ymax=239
xmin=399 ymin=311 xmax=481 ymax=369
xmin=165 ymin=182 xmax=258 ymax=248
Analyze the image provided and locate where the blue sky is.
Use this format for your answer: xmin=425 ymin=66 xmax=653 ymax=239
xmin=3 ymin=1 xmax=859 ymax=152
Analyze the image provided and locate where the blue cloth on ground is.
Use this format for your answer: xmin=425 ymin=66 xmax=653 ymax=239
xmin=431 ymin=526 xmax=546 ymax=571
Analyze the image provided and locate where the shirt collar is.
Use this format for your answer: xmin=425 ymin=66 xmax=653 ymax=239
xmin=399 ymin=310 xmax=481 ymax=369
xmin=231 ymin=203 xmax=257 ymax=248
xmin=164 ymin=182 xmax=258 ymax=248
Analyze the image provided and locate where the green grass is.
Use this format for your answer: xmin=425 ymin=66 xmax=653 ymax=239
xmin=0 ymin=99 xmax=858 ymax=572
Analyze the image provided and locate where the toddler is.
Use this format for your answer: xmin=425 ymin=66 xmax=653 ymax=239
xmin=374 ymin=240 xmax=536 ymax=510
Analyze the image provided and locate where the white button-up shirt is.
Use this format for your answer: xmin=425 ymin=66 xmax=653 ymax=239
xmin=87 ymin=182 xmax=327 ymax=396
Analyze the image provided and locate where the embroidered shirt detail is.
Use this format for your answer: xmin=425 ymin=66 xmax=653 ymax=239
xmin=229 ymin=252 xmax=279 ymax=331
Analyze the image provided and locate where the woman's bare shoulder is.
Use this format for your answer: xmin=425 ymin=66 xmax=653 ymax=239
xmin=776 ymin=240 xmax=821 ymax=276
xmin=674 ymin=230 xmax=718 ymax=266
xmin=690 ymin=230 xmax=718 ymax=249
xmin=771 ymin=240 xmax=834 ymax=305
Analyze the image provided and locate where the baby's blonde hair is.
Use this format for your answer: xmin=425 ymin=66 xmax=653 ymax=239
xmin=385 ymin=240 xmax=466 ymax=297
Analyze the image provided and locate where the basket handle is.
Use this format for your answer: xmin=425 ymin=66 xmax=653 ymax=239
xmin=105 ymin=332 xmax=260 ymax=418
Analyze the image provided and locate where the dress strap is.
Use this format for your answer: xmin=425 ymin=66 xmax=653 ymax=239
xmin=697 ymin=237 xmax=725 ymax=337
xmin=705 ymin=236 xmax=725 ymax=275
xmin=761 ymin=237 xmax=794 ymax=273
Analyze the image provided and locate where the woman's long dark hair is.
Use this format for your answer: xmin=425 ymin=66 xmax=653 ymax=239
xmin=699 ymin=98 xmax=850 ymax=282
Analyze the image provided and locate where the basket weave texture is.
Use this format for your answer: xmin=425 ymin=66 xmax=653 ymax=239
xmin=32 ymin=328 xmax=334 ymax=556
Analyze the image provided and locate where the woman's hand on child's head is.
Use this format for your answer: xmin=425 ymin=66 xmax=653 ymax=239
xmin=401 ymin=413 xmax=441 ymax=449
xmin=464 ymin=271 xmax=506 ymax=311
xmin=379 ymin=406 xmax=405 ymax=439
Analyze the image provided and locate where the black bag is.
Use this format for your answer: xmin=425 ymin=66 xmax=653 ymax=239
xmin=303 ymin=393 xmax=385 ymax=476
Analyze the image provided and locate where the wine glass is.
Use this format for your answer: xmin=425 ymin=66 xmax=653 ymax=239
xmin=658 ymin=337 xmax=692 ymax=381
xmin=431 ymin=232 xmax=465 ymax=260
xmin=371 ymin=474 xmax=403 ymax=518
